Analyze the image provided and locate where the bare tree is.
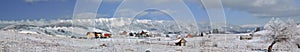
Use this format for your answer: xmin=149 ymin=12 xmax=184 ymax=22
xmin=264 ymin=18 xmax=298 ymax=52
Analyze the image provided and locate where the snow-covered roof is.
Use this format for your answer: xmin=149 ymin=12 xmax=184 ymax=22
xmin=18 ymin=30 xmax=38 ymax=34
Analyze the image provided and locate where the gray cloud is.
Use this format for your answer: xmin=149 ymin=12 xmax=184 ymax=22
xmin=221 ymin=0 xmax=300 ymax=17
xmin=25 ymin=0 xmax=300 ymax=18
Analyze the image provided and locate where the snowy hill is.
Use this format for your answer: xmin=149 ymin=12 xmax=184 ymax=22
xmin=0 ymin=18 xmax=260 ymax=37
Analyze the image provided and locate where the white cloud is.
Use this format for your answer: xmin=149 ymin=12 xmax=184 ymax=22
xmin=115 ymin=8 xmax=176 ymax=18
xmin=97 ymin=14 xmax=110 ymax=17
xmin=91 ymin=0 xmax=102 ymax=2
xmin=73 ymin=12 xmax=98 ymax=19
xmin=144 ymin=0 xmax=170 ymax=4
xmin=115 ymin=8 xmax=139 ymax=18
xmin=104 ymin=0 xmax=121 ymax=2
xmin=115 ymin=9 xmax=175 ymax=18
xmin=25 ymin=0 xmax=48 ymax=3
xmin=132 ymin=9 xmax=176 ymax=18
xmin=252 ymin=0 xmax=277 ymax=7
xmin=160 ymin=9 xmax=177 ymax=15
xmin=114 ymin=0 xmax=197 ymax=24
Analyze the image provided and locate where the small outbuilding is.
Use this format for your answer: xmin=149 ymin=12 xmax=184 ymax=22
xmin=175 ymin=38 xmax=187 ymax=46
xmin=186 ymin=34 xmax=193 ymax=38
xmin=240 ymin=35 xmax=252 ymax=40
xmin=86 ymin=32 xmax=112 ymax=39
xmin=102 ymin=33 xmax=112 ymax=38
xmin=120 ymin=31 xmax=128 ymax=35
xmin=86 ymin=32 xmax=102 ymax=39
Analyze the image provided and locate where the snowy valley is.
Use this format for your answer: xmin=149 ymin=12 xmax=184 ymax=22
xmin=0 ymin=18 xmax=299 ymax=52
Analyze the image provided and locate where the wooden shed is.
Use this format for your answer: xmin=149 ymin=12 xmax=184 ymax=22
xmin=240 ymin=35 xmax=252 ymax=40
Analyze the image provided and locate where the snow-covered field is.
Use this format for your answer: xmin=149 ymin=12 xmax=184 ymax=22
xmin=1 ymin=30 xmax=299 ymax=52
xmin=0 ymin=18 xmax=299 ymax=52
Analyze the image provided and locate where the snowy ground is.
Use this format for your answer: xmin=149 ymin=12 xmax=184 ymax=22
xmin=0 ymin=31 xmax=299 ymax=52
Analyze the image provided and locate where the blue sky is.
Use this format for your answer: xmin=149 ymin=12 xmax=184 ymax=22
xmin=0 ymin=0 xmax=75 ymax=20
xmin=0 ymin=0 xmax=300 ymax=25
